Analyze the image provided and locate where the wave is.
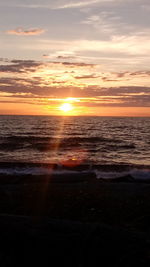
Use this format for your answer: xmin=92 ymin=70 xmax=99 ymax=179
xmin=0 ymin=162 xmax=149 ymax=183
xmin=1 ymin=135 xmax=122 ymax=143
xmin=0 ymin=136 xmax=135 ymax=152
xmin=104 ymin=144 xmax=136 ymax=150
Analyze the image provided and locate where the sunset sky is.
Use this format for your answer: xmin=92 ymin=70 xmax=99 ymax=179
xmin=0 ymin=0 xmax=150 ymax=116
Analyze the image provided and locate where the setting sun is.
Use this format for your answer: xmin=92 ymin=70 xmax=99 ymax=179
xmin=59 ymin=103 xmax=74 ymax=113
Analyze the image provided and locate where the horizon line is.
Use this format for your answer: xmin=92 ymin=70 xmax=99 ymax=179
xmin=0 ymin=114 xmax=149 ymax=118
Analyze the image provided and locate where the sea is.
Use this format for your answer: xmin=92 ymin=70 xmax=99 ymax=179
xmin=0 ymin=115 xmax=150 ymax=182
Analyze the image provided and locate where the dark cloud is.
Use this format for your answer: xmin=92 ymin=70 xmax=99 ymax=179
xmin=46 ymin=61 xmax=96 ymax=68
xmin=0 ymin=58 xmax=9 ymax=63
xmin=57 ymin=55 xmax=76 ymax=60
xmin=0 ymin=60 xmax=42 ymax=73
xmin=115 ymin=72 xmax=128 ymax=78
xmin=61 ymin=62 xmax=95 ymax=67
xmin=115 ymin=71 xmax=150 ymax=78
xmin=43 ymin=54 xmax=49 ymax=58
xmin=64 ymin=71 xmax=75 ymax=73
xmin=0 ymin=64 xmax=23 ymax=73
xmin=129 ymin=71 xmax=150 ymax=77
xmin=102 ymin=77 xmax=119 ymax=82
xmin=0 ymin=60 xmax=95 ymax=76
xmin=74 ymin=74 xmax=99 ymax=79
xmin=108 ymin=86 xmax=150 ymax=96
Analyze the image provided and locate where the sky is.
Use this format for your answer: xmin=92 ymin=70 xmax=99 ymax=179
xmin=0 ymin=0 xmax=150 ymax=116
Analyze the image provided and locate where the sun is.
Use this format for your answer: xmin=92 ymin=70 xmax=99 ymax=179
xmin=59 ymin=103 xmax=73 ymax=113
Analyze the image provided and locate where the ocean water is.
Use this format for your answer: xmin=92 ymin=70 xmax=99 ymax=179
xmin=0 ymin=115 xmax=149 ymax=180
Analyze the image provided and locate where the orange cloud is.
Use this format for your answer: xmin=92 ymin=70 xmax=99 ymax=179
xmin=6 ymin=27 xmax=45 ymax=36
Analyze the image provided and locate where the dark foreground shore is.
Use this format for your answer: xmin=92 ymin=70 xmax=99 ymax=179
xmin=0 ymin=174 xmax=150 ymax=266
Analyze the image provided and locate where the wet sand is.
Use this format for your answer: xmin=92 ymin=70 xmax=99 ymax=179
xmin=0 ymin=174 xmax=150 ymax=266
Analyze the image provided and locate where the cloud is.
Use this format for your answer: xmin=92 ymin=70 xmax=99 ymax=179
xmin=102 ymin=77 xmax=119 ymax=82
xmin=57 ymin=55 xmax=76 ymax=60
xmin=7 ymin=0 xmax=111 ymax=10
xmin=0 ymin=58 xmax=150 ymax=107
xmin=42 ymin=60 xmax=95 ymax=67
xmin=60 ymin=62 xmax=95 ymax=67
xmin=0 ymin=72 xmax=149 ymax=107
xmin=0 ymin=60 xmax=42 ymax=73
xmin=115 ymin=72 xmax=128 ymax=78
xmin=0 ymin=58 xmax=9 ymax=63
xmin=141 ymin=4 xmax=150 ymax=11
xmin=74 ymin=74 xmax=99 ymax=79
xmin=39 ymin=36 xmax=150 ymax=66
xmin=2 ymin=35 xmax=150 ymax=71
xmin=129 ymin=71 xmax=150 ymax=77
xmin=43 ymin=54 xmax=50 ymax=58
xmin=0 ymin=59 xmax=117 ymax=78
xmin=2 ymin=0 xmax=127 ymax=9
xmin=6 ymin=27 xmax=45 ymax=36
xmin=43 ymin=50 xmax=80 ymax=61
xmin=82 ymin=11 xmax=123 ymax=36
xmin=55 ymin=0 xmax=101 ymax=9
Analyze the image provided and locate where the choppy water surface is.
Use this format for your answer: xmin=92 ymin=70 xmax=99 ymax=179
xmin=0 ymin=115 xmax=149 ymax=166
